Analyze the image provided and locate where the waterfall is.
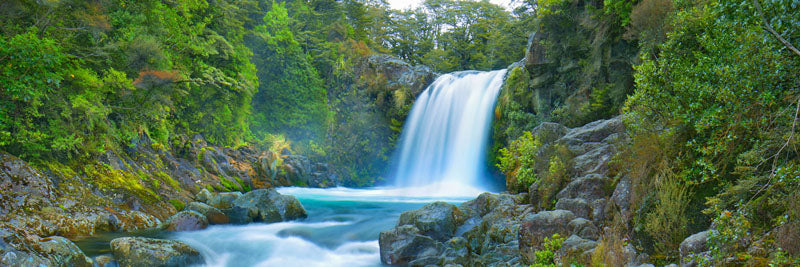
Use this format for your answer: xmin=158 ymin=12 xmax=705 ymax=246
xmin=392 ymin=69 xmax=507 ymax=195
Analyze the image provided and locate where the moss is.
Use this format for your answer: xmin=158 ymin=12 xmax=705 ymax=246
xmin=169 ymin=199 xmax=185 ymax=211
xmin=219 ymin=177 xmax=240 ymax=192
xmin=156 ymin=171 xmax=181 ymax=190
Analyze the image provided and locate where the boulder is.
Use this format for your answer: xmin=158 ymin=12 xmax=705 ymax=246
xmin=36 ymin=236 xmax=93 ymax=267
xmin=557 ymin=235 xmax=598 ymax=262
xmin=185 ymin=202 xmax=228 ymax=225
xmin=560 ymin=118 xmax=625 ymax=144
xmin=555 ymin=198 xmax=591 ymax=219
xmin=568 ymin=218 xmax=599 ymax=240
xmin=680 ymin=231 xmax=710 ymax=267
xmin=399 ymin=201 xmax=465 ymax=242
xmin=459 ymin=193 xmax=520 ymax=219
xmin=165 ymin=210 xmax=208 ymax=232
xmin=110 ymin=237 xmax=204 ymax=267
xmin=206 ymin=192 xmax=242 ymax=210
xmin=518 ymin=210 xmax=576 ymax=263
xmin=555 ymin=174 xmax=609 ymax=201
xmin=233 ymin=189 xmax=307 ymax=223
xmin=194 ymin=189 xmax=213 ymax=203
xmin=379 ymin=225 xmax=443 ymax=265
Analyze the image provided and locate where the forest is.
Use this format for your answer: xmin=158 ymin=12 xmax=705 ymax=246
xmin=1 ymin=0 xmax=799 ymax=266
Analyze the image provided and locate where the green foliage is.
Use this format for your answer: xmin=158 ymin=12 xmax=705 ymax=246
xmin=603 ymin=0 xmax=639 ymax=26
xmin=621 ymin=0 xmax=800 ymax=262
xmin=497 ymin=131 xmax=542 ymax=193
xmin=249 ymin=1 xmax=330 ymax=142
xmin=532 ymin=233 xmax=566 ymax=267
xmin=643 ymin=167 xmax=690 ymax=259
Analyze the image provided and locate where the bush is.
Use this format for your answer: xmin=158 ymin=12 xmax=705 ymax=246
xmin=532 ymin=233 xmax=566 ymax=267
xmin=496 ymin=131 xmax=541 ymax=193
xmin=644 ymin=166 xmax=690 ymax=259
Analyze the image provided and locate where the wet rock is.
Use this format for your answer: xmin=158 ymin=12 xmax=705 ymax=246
xmin=37 ymin=236 xmax=94 ymax=267
xmin=185 ymin=202 xmax=228 ymax=225
xmin=165 ymin=210 xmax=208 ymax=231
xmin=519 ymin=210 xmax=576 ymax=263
xmin=399 ymin=202 xmax=465 ymax=242
xmin=110 ymin=237 xmax=203 ymax=267
xmin=379 ymin=225 xmax=443 ymax=265
xmin=233 ymin=189 xmax=307 ymax=223
xmin=93 ymin=254 xmax=116 ymax=267
xmin=207 ymin=192 xmax=242 ymax=210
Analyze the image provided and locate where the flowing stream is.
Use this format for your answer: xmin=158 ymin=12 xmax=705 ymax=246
xmin=172 ymin=187 xmax=474 ymax=267
xmin=76 ymin=70 xmax=507 ymax=266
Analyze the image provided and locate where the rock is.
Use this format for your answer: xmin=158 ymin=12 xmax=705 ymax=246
xmin=611 ymin=175 xmax=631 ymax=213
xmin=93 ymin=254 xmax=116 ymax=267
xmin=399 ymin=202 xmax=465 ymax=242
xmin=36 ymin=236 xmax=93 ymax=267
xmin=185 ymin=202 xmax=228 ymax=225
xmin=680 ymin=231 xmax=709 ymax=266
xmin=557 ymin=235 xmax=598 ymax=262
xmin=555 ymin=198 xmax=591 ymax=219
xmin=572 ymin=144 xmax=615 ymax=176
xmin=568 ymin=218 xmax=599 ymax=240
xmin=195 ymin=189 xmax=213 ymax=203
xmin=165 ymin=210 xmax=208 ymax=231
xmin=459 ymin=193 xmax=520 ymax=219
xmin=222 ymin=206 xmax=251 ymax=224
xmin=0 ymin=153 xmax=55 ymax=215
xmin=518 ymin=209 xmax=576 ymax=263
xmin=531 ymin=122 xmax=569 ymax=145
xmin=442 ymin=237 xmax=469 ymax=265
xmin=110 ymin=237 xmax=204 ymax=267
xmin=560 ymin=118 xmax=625 ymax=144
xmin=207 ymin=192 xmax=242 ymax=210
xmin=590 ymin=199 xmax=607 ymax=223
xmin=555 ymin=174 xmax=609 ymax=201
xmin=379 ymin=225 xmax=443 ymax=265
xmin=233 ymin=189 xmax=307 ymax=223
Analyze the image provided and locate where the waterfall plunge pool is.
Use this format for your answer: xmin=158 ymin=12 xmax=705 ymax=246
xmin=77 ymin=186 xmax=483 ymax=267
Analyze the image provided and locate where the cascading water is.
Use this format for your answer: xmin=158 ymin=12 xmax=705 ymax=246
xmin=392 ymin=70 xmax=507 ymax=195
xmin=77 ymin=70 xmax=510 ymax=267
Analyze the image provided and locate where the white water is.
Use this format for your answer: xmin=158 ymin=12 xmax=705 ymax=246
xmin=171 ymin=187 xmax=475 ymax=267
xmin=392 ymin=70 xmax=507 ymax=195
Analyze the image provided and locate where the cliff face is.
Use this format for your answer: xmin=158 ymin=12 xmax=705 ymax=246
xmin=326 ymin=54 xmax=436 ymax=186
xmin=492 ymin=0 xmax=638 ymax=154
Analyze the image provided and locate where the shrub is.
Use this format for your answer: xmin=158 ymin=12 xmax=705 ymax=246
xmin=644 ymin=166 xmax=690 ymax=259
xmin=496 ymin=131 xmax=542 ymax=193
xmin=533 ymin=233 xmax=566 ymax=267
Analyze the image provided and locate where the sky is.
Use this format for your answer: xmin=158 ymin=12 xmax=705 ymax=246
xmin=386 ymin=0 xmax=516 ymax=11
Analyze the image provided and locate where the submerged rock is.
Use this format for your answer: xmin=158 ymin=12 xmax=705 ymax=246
xmin=165 ymin=210 xmax=208 ymax=231
xmin=233 ymin=189 xmax=307 ymax=223
xmin=110 ymin=237 xmax=203 ymax=267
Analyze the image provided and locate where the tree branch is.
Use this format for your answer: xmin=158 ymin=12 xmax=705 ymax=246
xmin=753 ymin=0 xmax=800 ymax=58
